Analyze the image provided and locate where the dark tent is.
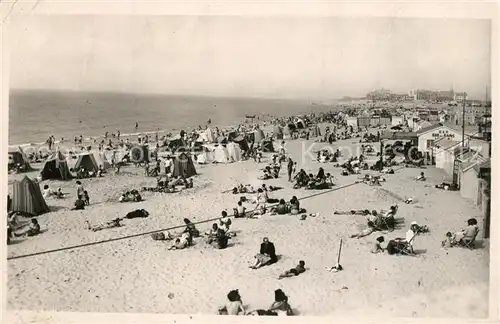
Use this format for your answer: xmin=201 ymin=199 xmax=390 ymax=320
xmin=233 ymin=135 xmax=249 ymax=152
xmin=273 ymin=125 xmax=283 ymax=140
xmin=11 ymin=176 xmax=50 ymax=216
xmin=41 ymin=151 xmax=72 ymax=180
xmin=130 ymin=145 xmax=150 ymax=163
xmin=261 ymin=140 xmax=275 ymax=153
xmin=172 ymin=152 xmax=197 ymax=178
xmin=8 ymin=147 xmax=32 ymax=171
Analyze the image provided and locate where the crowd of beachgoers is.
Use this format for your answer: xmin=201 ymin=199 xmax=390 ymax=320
xmin=6 ymin=109 xmax=487 ymax=317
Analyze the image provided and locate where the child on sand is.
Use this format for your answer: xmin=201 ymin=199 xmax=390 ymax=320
xmin=416 ymin=172 xmax=426 ymax=181
xmin=371 ymin=236 xmax=385 ymax=253
xmin=278 ymin=261 xmax=306 ymax=279
xmin=441 ymin=232 xmax=454 ymax=248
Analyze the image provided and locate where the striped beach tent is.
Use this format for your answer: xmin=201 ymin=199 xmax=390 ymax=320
xmin=253 ymin=129 xmax=265 ymax=143
xmin=11 ymin=176 xmax=50 ymax=216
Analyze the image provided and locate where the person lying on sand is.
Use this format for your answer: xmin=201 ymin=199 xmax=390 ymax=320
xmin=125 ymin=209 xmax=149 ymax=219
xmin=218 ymin=290 xmax=246 ymax=315
xmin=84 ymin=218 xmax=123 ymax=232
xmin=350 ymin=221 xmax=376 ymax=238
xmin=168 ymin=233 xmax=190 ymax=250
xmin=13 ymin=218 xmax=41 ymax=237
xmin=250 ymin=237 xmax=278 ymax=269
xmin=278 ymin=260 xmax=306 ymax=279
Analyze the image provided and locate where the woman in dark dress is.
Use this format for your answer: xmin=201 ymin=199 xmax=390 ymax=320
xmin=250 ymin=237 xmax=278 ymax=269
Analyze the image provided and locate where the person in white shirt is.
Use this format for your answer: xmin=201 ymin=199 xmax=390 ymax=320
xmin=405 ymin=221 xmax=419 ymax=253
xmin=42 ymin=185 xmax=52 ymax=199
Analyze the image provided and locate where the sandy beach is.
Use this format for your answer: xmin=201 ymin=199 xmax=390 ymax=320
xmin=6 ymin=123 xmax=489 ymax=317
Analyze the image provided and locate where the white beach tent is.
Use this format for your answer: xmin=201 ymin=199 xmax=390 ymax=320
xmin=213 ymin=145 xmax=230 ymax=163
xmin=197 ymin=145 xmax=215 ymax=164
xmin=205 ymin=127 xmax=216 ymax=143
xmin=227 ymin=142 xmax=242 ymax=162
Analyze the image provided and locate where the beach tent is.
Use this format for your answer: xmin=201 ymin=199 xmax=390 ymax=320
xmin=41 ymin=151 xmax=72 ymax=180
xmin=227 ymin=142 xmax=242 ymax=162
xmin=273 ymin=125 xmax=284 ymax=140
xmin=295 ymin=118 xmax=305 ymax=129
xmin=254 ymin=129 xmax=265 ymax=143
xmin=233 ymin=135 xmax=249 ymax=152
xmin=205 ymin=127 xmax=216 ymax=143
xmin=96 ymin=152 xmax=112 ymax=170
xmin=74 ymin=152 xmax=100 ymax=172
xmin=283 ymin=125 xmax=292 ymax=139
xmin=130 ymin=145 xmax=150 ymax=164
xmin=11 ymin=176 xmax=50 ymax=216
xmin=213 ymin=145 xmax=230 ymax=163
xmin=196 ymin=145 xmax=215 ymax=164
xmin=309 ymin=125 xmax=322 ymax=137
xmin=8 ymin=146 xmax=32 ymax=171
xmin=261 ymin=140 xmax=275 ymax=153
xmin=172 ymin=152 xmax=197 ymax=178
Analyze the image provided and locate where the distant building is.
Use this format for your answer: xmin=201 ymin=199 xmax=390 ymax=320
xmin=454 ymin=92 xmax=468 ymax=102
xmin=416 ymin=123 xmax=466 ymax=152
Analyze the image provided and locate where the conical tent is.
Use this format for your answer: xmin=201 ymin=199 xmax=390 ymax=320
xmin=254 ymin=129 xmax=265 ymax=142
xmin=11 ymin=176 xmax=50 ymax=216
xmin=196 ymin=145 xmax=214 ymax=164
xmin=213 ymin=145 xmax=229 ymax=163
xmin=273 ymin=125 xmax=283 ymax=139
xmin=172 ymin=152 xmax=197 ymax=178
xmin=41 ymin=151 xmax=72 ymax=180
xmin=74 ymin=152 xmax=100 ymax=172
xmin=96 ymin=152 xmax=112 ymax=170
xmin=8 ymin=146 xmax=32 ymax=171
xmin=227 ymin=142 xmax=242 ymax=162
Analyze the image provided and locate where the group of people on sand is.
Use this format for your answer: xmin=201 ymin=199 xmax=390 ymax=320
xmin=218 ymin=288 xmax=293 ymax=316
xmin=293 ymin=167 xmax=334 ymax=190
xmin=442 ymin=218 xmax=479 ymax=248
xmin=7 ymin=212 xmax=41 ymax=244
xmin=119 ymin=190 xmax=142 ymax=202
xmin=74 ymin=165 xmax=105 ymax=179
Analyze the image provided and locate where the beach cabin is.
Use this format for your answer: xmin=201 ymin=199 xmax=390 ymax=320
xmin=391 ymin=115 xmax=404 ymax=126
xmin=357 ymin=116 xmax=371 ymax=127
xmin=416 ymin=123 xmax=464 ymax=153
xmin=433 ymin=139 xmax=461 ymax=176
xmin=11 ymin=176 xmax=50 ymax=216
xmin=370 ymin=115 xmax=380 ymax=126
xmin=460 ymin=160 xmax=491 ymax=202
xmin=346 ymin=117 xmax=358 ymax=128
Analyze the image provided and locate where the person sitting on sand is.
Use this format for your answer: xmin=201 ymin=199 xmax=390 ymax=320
xmin=218 ymin=290 xmax=246 ymax=315
xmin=250 ymin=237 xmax=278 ymax=269
xmin=272 ymin=199 xmax=289 ymax=215
xmin=268 ymin=289 xmax=293 ymax=316
xmin=289 ymin=196 xmax=300 ymax=215
xmin=184 ymin=178 xmax=194 ymax=189
xmin=234 ymin=201 xmax=246 ymax=218
xmin=441 ymin=232 xmax=454 ymax=248
xmin=214 ymin=228 xmax=229 ymax=249
xmin=219 ymin=211 xmax=232 ymax=233
xmin=73 ymin=197 xmax=86 ymax=210
xmin=416 ymin=172 xmax=426 ymax=181
xmin=119 ymin=192 xmax=130 ymax=202
xmin=96 ymin=165 xmax=104 ymax=177
xmin=278 ymin=260 xmax=306 ymax=279
xmin=42 ymin=185 xmax=52 ymax=199
xmin=14 ymin=218 xmax=41 ymax=237
xmin=85 ymin=218 xmax=122 ymax=232
xmin=130 ymin=189 xmax=142 ymax=202
xmin=371 ymin=236 xmax=385 ymax=253
xmin=206 ymin=223 xmax=220 ymax=244
xmin=182 ymin=218 xmax=200 ymax=242
xmin=350 ymin=221 xmax=376 ymax=238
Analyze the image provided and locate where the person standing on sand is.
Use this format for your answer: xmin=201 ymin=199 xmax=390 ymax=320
xmin=135 ymin=122 xmax=139 ymax=130
xmin=287 ymin=157 xmax=294 ymax=182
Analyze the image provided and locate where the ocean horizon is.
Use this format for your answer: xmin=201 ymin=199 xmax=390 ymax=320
xmin=8 ymin=89 xmax=338 ymax=145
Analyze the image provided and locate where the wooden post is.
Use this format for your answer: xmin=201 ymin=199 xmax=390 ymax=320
xmin=337 ymin=239 xmax=343 ymax=265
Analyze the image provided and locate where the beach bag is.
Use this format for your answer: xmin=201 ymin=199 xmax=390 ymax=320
xmin=151 ymin=232 xmax=165 ymax=240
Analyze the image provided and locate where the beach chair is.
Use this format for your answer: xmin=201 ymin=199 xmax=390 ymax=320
xmin=458 ymin=229 xmax=479 ymax=249
xmin=387 ymin=233 xmax=418 ymax=256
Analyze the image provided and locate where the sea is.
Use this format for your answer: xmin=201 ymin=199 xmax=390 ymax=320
xmin=8 ymin=90 xmax=338 ymax=146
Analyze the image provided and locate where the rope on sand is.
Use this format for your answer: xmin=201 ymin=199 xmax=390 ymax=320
xmin=7 ymin=181 xmax=363 ymax=261
xmin=8 ymin=164 xmax=413 ymax=261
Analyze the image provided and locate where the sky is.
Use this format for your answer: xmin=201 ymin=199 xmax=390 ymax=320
xmin=9 ymin=15 xmax=491 ymax=100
